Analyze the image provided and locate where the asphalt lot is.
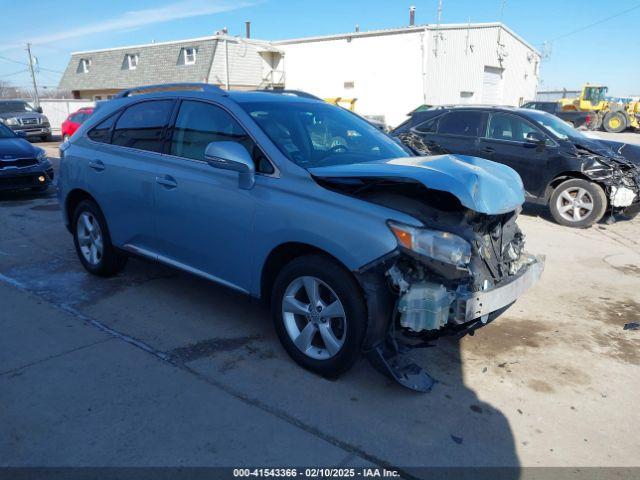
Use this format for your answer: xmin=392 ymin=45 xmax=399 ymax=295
xmin=1 ymin=133 xmax=639 ymax=471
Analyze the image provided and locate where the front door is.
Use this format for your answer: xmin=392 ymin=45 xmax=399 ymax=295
xmin=153 ymin=99 xmax=259 ymax=292
xmin=479 ymin=112 xmax=551 ymax=197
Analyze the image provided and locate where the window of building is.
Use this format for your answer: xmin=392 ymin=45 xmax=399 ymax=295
xmin=182 ymin=47 xmax=197 ymax=65
xmin=344 ymin=81 xmax=355 ymax=89
xmin=125 ymin=54 xmax=139 ymax=70
xmin=170 ymin=100 xmax=272 ymax=173
xmin=93 ymin=95 xmax=102 ymax=101
xmin=87 ymin=114 xmax=117 ymax=144
xmin=79 ymin=58 xmax=91 ymax=73
xmin=111 ymin=100 xmax=174 ymax=153
xmin=438 ymin=110 xmax=484 ymax=137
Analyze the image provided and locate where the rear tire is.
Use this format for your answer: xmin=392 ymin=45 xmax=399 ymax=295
xmin=72 ymin=199 xmax=127 ymax=277
xmin=271 ymin=254 xmax=367 ymax=378
xmin=603 ymin=111 xmax=627 ymax=133
xmin=549 ymin=179 xmax=607 ymax=228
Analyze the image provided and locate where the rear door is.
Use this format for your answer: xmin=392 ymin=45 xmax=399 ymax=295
xmin=478 ymin=112 xmax=552 ymax=197
xmin=84 ymin=99 xmax=175 ymax=251
xmin=411 ymin=110 xmax=486 ymax=156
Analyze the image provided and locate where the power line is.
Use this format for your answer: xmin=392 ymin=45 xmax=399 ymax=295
xmin=0 ymin=69 xmax=28 ymax=78
xmin=0 ymin=55 xmax=28 ymax=66
xmin=550 ymin=2 xmax=640 ymax=42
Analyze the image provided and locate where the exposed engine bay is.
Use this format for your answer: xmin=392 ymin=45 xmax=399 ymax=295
xmin=318 ymin=175 xmax=544 ymax=391
xmin=572 ymin=143 xmax=640 ymax=211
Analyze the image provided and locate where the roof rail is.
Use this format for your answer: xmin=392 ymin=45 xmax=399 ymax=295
xmin=114 ymin=83 xmax=224 ymax=99
xmin=252 ymin=89 xmax=323 ymax=101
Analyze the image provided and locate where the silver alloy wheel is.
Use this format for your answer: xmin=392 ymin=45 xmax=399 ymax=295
xmin=76 ymin=211 xmax=104 ymax=266
xmin=556 ymin=187 xmax=594 ymax=222
xmin=282 ymin=276 xmax=347 ymax=360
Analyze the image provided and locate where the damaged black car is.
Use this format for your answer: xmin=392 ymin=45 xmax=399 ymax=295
xmin=392 ymin=106 xmax=640 ymax=227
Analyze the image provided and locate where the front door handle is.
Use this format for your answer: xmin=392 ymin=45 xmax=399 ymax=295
xmin=155 ymin=175 xmax=178 ymax=189
xmin=88 ymin=160 xmax=105 ymax=172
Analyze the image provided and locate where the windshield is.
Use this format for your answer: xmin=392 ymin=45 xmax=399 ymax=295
xmin=0 ymin=101 xmax=35 ymax=114
xmin=525 ymin=110 xmax=585 ymax=141
xmin=239 ymin=101 xmax=410 ymax=167
xmin=584 ymin=87 xmax=607 ymax=104
xmin=0 ymin=123 xmax=16 ymax=138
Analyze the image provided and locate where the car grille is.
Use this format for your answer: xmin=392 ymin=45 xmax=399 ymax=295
xmin=19 ymin=117 xmax=39 ymax=125
xmin=0 ymin=158 xmax=38 ymax=169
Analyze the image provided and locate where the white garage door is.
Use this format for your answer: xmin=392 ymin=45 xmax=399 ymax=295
xmin=482 ymin=66 xmax=504 ymax=104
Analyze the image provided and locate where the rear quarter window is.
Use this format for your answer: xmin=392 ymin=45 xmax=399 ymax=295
xmin=111 ymin=100 xmax=174 ymax=153
xmin=87 ymin=114 xmax=117 ymax=144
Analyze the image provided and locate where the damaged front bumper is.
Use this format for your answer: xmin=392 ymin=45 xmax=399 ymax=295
xmin=357 ymin=248 xmax=545 ymax=393
xmin=460 ymin=255 xmax=544 ymax=322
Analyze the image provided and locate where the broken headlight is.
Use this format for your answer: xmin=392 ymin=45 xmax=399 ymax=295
xmin=388 ymin=221 xmax=472 ymax=267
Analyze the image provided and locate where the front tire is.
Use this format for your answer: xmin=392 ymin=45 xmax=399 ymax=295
xmin=72 ymin=199 xmax=127 ymax=276
xmin=271 ymin=255 xmax=367 ymax=378
xmin=549 ymin=179 xmax=607 ymax=228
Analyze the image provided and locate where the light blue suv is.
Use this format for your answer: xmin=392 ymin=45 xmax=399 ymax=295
xmin=58 ymin=84 xmax=543 ymax=391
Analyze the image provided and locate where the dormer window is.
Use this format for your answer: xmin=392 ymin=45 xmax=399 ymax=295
xmin=79 ymin=58 xmax=91 ymax=73
xmin=125 ymin=54 xmax=139 ymax=70
xmin=182 ymin=47 xmax=197 ymax=65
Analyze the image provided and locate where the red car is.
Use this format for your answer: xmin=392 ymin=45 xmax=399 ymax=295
xmin=61 ymin=107 xmax=94 ymax=141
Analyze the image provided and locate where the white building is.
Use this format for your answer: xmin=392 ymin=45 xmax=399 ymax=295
xmin=275 ymin=23 xmax=541 ymax=127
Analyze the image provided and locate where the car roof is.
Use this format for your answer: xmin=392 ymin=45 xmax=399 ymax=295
xmin=107 ymin=84 xmax=324 ymax=106
xmin=421 ymin=104 xmax=544 ymax=115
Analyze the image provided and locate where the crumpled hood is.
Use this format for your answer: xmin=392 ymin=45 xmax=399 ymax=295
xmin=309 ymin=154 xmax=525 ymax=215
xmin=0 ymin=137 xmax=40 ymax=158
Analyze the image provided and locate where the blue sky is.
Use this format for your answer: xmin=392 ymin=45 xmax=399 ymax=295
xmin=1 ymin=0 xmax=638 ymax=96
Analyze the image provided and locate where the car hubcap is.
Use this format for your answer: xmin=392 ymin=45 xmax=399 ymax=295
xmin=76 ymin=212 xmax=103 ymax=265
xmin=557 ymin=187 xmax=594 ymax=222
xmin=282 ymin=276 xmax=347 ymax=360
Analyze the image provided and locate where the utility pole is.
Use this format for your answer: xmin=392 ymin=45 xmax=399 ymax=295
xmin=433 ymin=0 xmax=443 ymax=57
xmin=26 ymin=43 xmax=39 ymax=108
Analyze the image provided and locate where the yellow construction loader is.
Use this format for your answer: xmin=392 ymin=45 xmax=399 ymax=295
xmin=559 ymin=84 xmax=640 ymax=133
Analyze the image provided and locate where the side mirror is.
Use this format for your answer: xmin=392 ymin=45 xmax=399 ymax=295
xmin=524 ymin=132 xmax=545 ymax=148
xmin=15 ymin=131 xmax=27 ymax=138
xmin=36 ymin=106 xmax=43 ymax=114
xmin=204 ymin=141 xmax=255 ymax=189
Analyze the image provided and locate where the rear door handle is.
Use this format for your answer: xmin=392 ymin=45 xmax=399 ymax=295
xmin=481 ymin=147 xmax=495 ymax=154
xmin=88 ymin=160 xmax=105 ymax=172
xmin=155 ymin=175 xmax=178 ymax=189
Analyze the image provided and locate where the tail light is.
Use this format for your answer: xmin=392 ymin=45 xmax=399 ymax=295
xmin=586 ymin=114 xmax=591 ymax=126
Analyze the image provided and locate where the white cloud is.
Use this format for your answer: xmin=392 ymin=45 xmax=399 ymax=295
xmin=6 ymin=0 xmax=259 ymax=49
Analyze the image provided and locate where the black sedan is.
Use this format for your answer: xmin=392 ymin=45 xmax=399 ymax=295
xmin=0 ymin=123 xmax=53 ymax=193
xmin=392 ymin=106 xmax=640 ymax=228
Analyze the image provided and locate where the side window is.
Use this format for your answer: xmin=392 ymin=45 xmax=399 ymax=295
xmin=170 ymin=100 xmax=273 ymax=173
xmin=437 ymin=111 xmax=484 ymax=137
xmin=414 ymin=116 xmax=440 ymax=133
xmin=539 ymin=103 xmax=555 ymax=114
xmin=487 ymin=113 xmax=542 ymax=142
xmin=87 ymin=114 xmax=117 ymax=144
xmin=111 ymin=100 xmax=174 ymax=153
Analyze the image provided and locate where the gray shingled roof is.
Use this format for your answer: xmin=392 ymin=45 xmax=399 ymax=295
xmin=59 ymin=38 xmax=217 ymax=91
